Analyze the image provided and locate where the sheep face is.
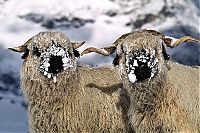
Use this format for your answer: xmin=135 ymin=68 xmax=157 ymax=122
xmin=9 ymin=32 xmax=84 ymax=83
xmin=124 ymin=49 xmax=158 ymax=83
xmin=39 ymin=43 xmax=75 ymax=83
xmin=116 ymin=31 xmax=168 ymax=84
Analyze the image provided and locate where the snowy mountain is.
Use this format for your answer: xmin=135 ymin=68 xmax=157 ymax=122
xmin=0 ymin=0 xmax=199 ymax=132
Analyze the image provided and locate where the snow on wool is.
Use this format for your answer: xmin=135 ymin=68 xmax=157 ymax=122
xmin=39 ymin=43 xmax=73 ymax=83
xmin=126 ymin=49 xmax=158 ymax=83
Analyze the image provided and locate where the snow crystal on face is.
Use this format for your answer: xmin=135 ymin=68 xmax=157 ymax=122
xmin=39 ymin=43 xmax=73 ymax=83
xmin=133 ymin=59 xmax=138 ymax=66
xmin=53 ymin=76 xmax=57 ymax=83
xmin=44 ymin=62 xmax=50 ymax=68
xmin=47 ymin=73 xmax=51 ymax=78
xmin=128 ymin=70 xmax=137 ymax=83
xmin=44 ymin=71 xmax=47 ymax=76
xmin=45 ymin=67 xmax=48 ymax=71
xmin=62 ymin=57 xmax=69 ymax=64
xmin=126 ymin=49 xmax=158 ymax=83
xmin=56 ymin=49 xmax=65 ymax=56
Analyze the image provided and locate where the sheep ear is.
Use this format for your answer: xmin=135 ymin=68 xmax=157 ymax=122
xmin=71 ymin=41 xmax=85 ymax=49
xmin=163 ymin=36 xmax=200 ymax=48
xmin=8 ymin=38 xmax=32 ymax=53
xmin=81 ymin=46 xmax=116 ymax=56
xmin=73 ymin=48 xmax=80 ymax=58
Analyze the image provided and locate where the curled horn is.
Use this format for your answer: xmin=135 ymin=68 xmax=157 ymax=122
xmin=81 ymin=45 xmax=116 ymax=56
xmin=8 ymin=38 xmax=32 ymax=53
xmin=163 ymin=36 xmax=200 ymax=48
xmin=71 ymin=41 xmax=85 ymax=49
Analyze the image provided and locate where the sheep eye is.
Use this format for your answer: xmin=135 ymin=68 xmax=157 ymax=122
xmin=33 ymin=47 xmax=41 ymax=57
xmin=21 ymin=49 xmax=29 ymax=59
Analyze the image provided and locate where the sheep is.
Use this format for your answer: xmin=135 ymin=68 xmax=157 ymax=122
xmin=81 ymin=29 xmax=200 ymax=133
xmin=9 ymin=31 xmax=132 ymax=133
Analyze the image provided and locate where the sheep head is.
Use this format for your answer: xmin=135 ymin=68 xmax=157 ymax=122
xmin=81 ymin=30 xmax=200 ymax=86
xmin=9 ymin=32 xmax=84 ymax=83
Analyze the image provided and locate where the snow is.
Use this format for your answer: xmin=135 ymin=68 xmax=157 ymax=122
xmin=133 ymin=60 xmax=138 ymax=66
xmin=0 ymin=99 xmax=28 ymax=132
xmin=1 ymin=0 xmax=119 ymax=17
xmin=128 ymin=71 xmax=137 ymax=83
xmin=0 ymin=0 xmax=199 ymax=66
xmin=0 ymin=0 xmax=199 ymax=132
xmin=53 ymin=76 xmax=56 ymax=83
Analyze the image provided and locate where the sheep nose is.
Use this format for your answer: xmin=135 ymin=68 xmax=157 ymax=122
xmin=126 ymin=49 xmax=158 ymax=83
xmin=134 ymin=61 xmax=152 ymax=81
xmin=48 ymin=55 xmax=64 ymax=74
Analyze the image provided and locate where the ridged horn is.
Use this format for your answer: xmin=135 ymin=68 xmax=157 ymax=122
xmin=163 ymin=36 xmax=200 ymax=48
xmin=81 ymin=46 xmax=116 ymax=56
xmin=8 ymin=38 xmax=32 ymax=53
xmin=71 ymin=41 xmax=85 ymax=49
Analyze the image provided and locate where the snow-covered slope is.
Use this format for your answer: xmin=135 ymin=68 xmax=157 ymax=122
xmin=0 ymin=0 xmax=199 ymax=132
xmin=0 ymin=45 xmax=28 ymax=132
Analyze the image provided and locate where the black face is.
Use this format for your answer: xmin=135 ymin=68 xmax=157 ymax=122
xmin=39 ymin=43 xmax=74 ymax=80
xmin=21 ymin=49 xmax=29 ymax=59
xmin=134 ymin=59 xmax=152 ymax=81
xmin=126 ymin=49 xmax=158 ymax=83
xmin=48 ymin=55 xmax=64 ymax=74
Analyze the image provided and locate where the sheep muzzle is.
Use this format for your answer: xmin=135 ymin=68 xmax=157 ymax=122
xmin=39 ymin=44 xmax=73 ymax=83
xmin=48 ymin=55 xmax=64 ymax=74
xmin=126 ymin=49 xmax=158 ymax=83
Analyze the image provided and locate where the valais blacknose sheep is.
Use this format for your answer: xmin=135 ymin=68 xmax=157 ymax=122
xmin=82 ymin=30 xmax=200 ymax=133
xmin=9 ymin=32 xmax=132 ymax=133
